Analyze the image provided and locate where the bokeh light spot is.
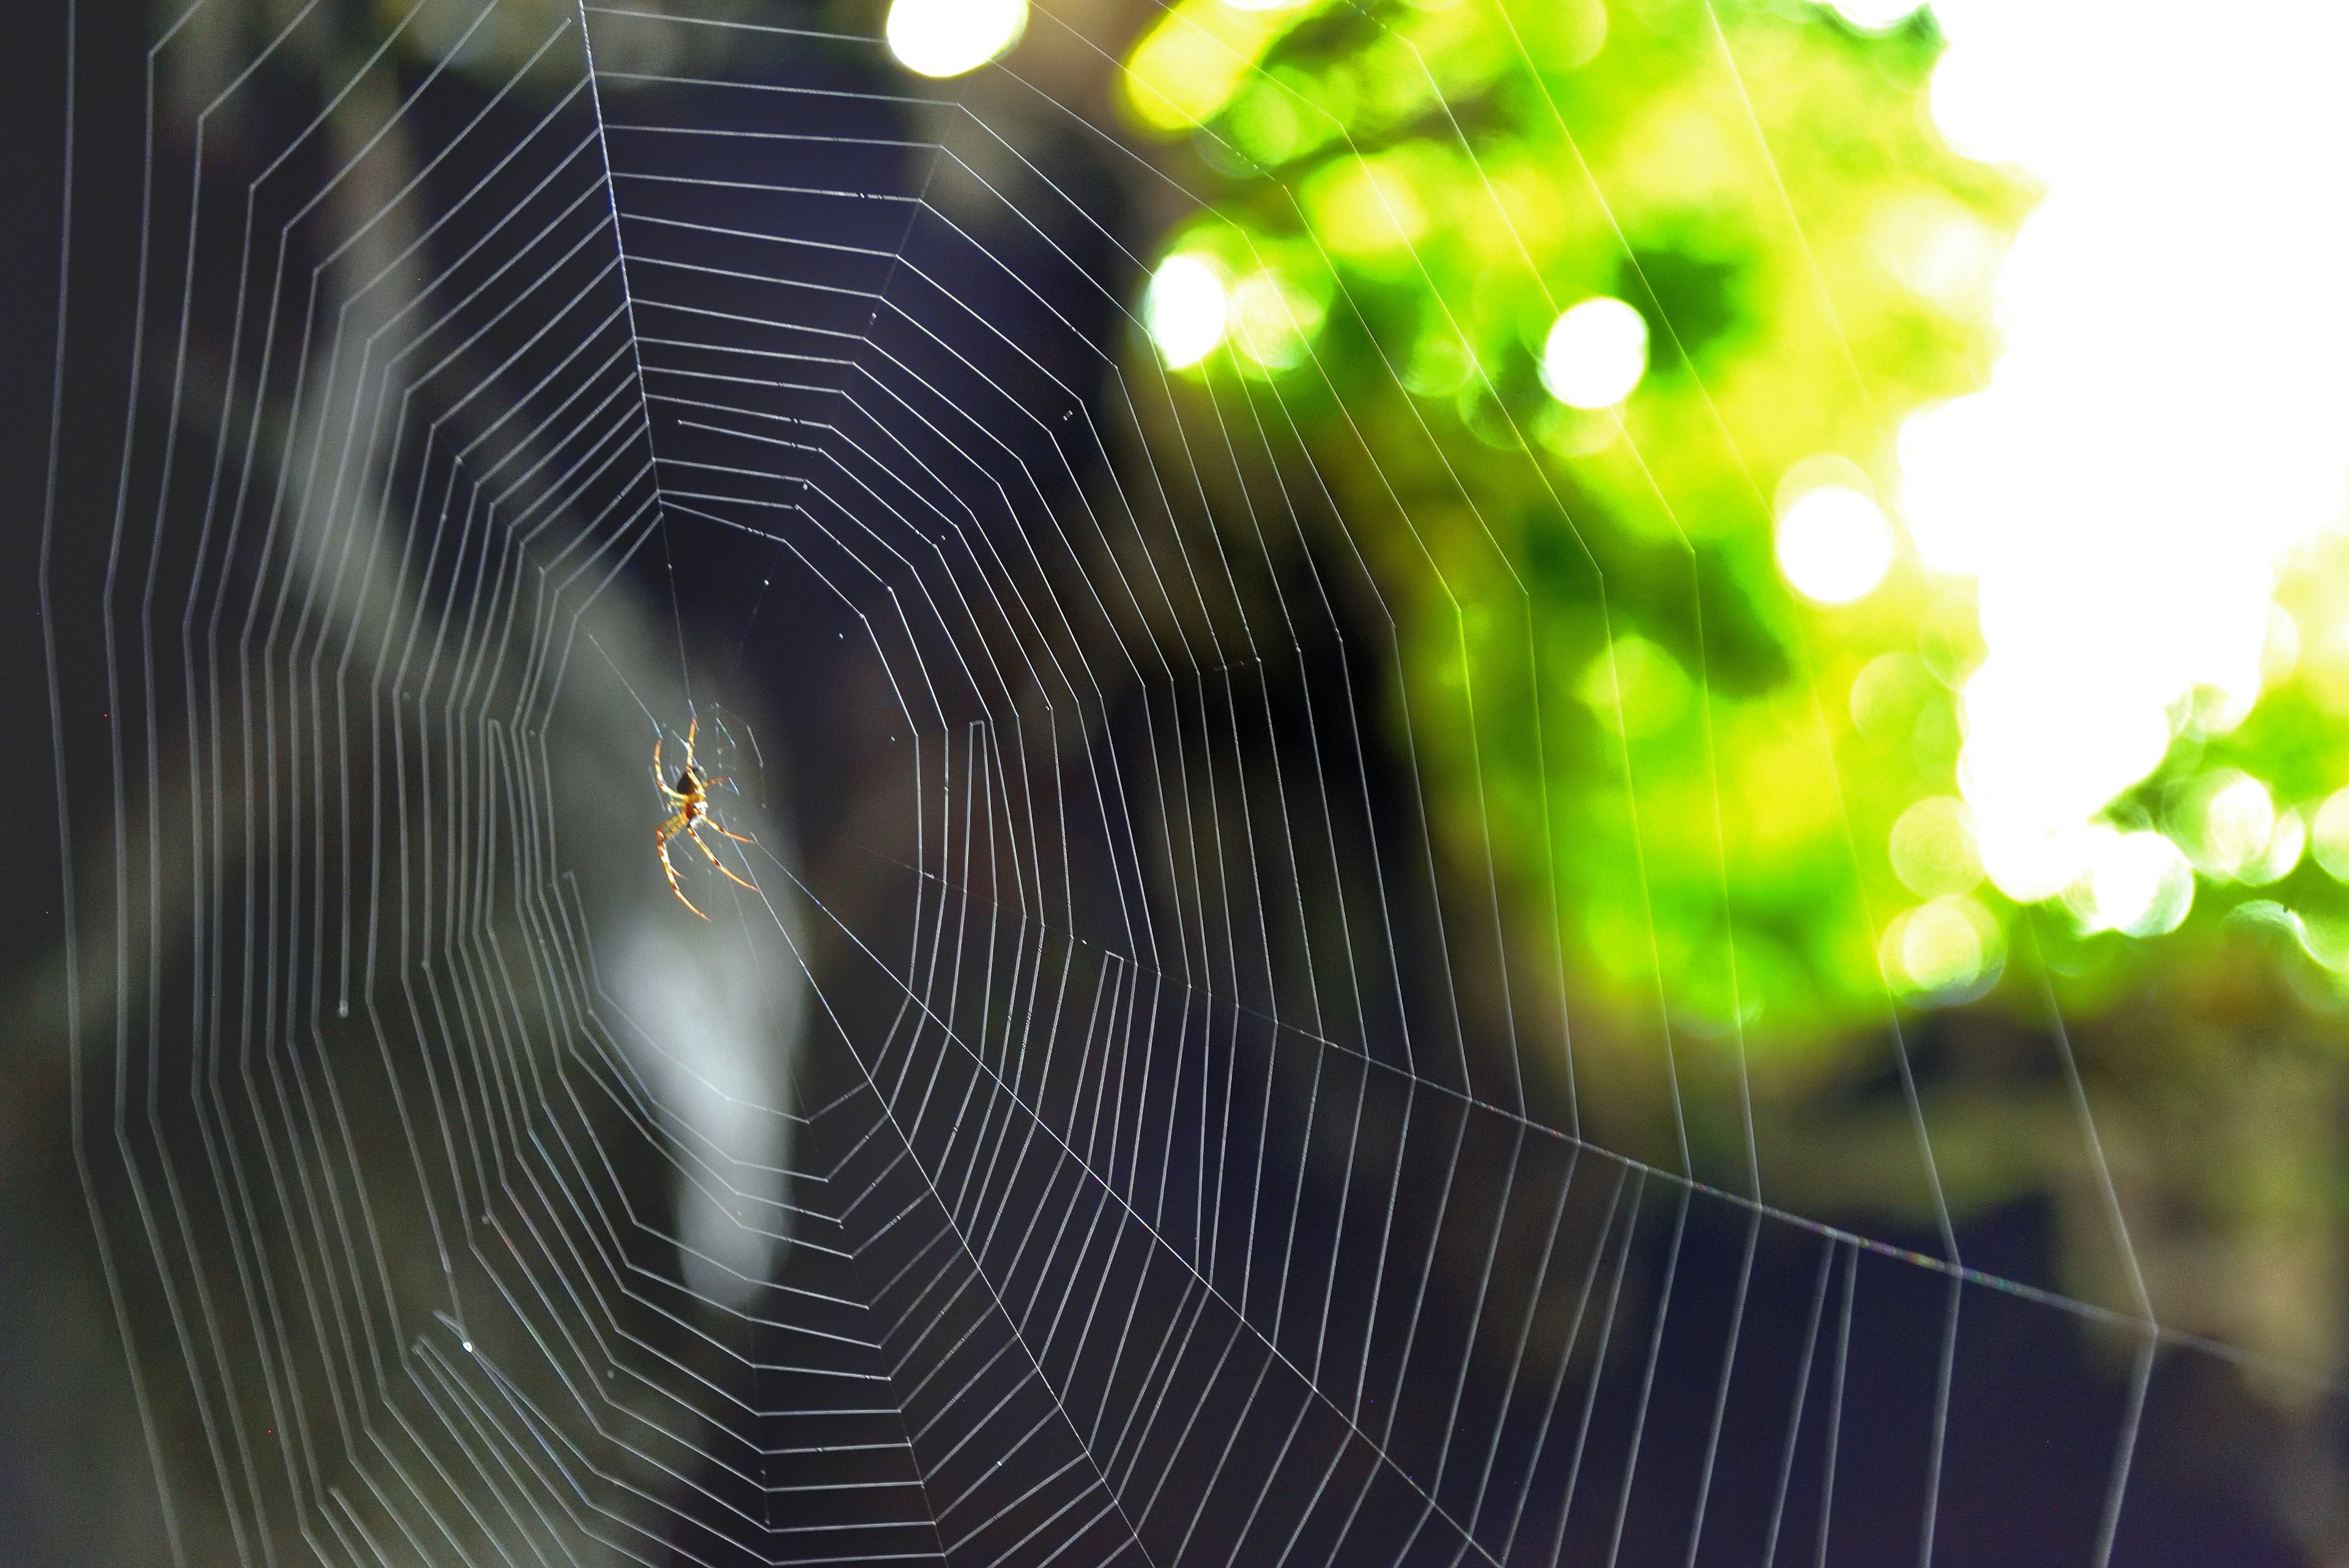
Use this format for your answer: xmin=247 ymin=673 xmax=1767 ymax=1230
xmin=1578 ymin=634 xmax=1690 ymax=737
xmin=1228 ymin=270 xmax=1323 ymax=371
xmin=1541 ymin=297 xmax=1647 ymax=409
xmin=1882 ymin=896 xmax=1998 ymax=998
xmin=2244 ymin=806 xmax=2306 ymax=886
xmin=1121 ymin=0 xmax=1299 ymax=132
xmin=1890 ymin=795 xmax=1982 ymax=898
xmin=1776 ymin=485 xmax=1894 ymax=605
xmin=1145 ymin=254 xmax=1229 ymax=370
xmin=1401 ymin=329 xmax=1475 ymax=398
xmin=2176 ymin=769 xmax=2288 ymax=882
xmin=886 ymin=0 xmax=1026 ymax=78
xmin=1303 ymin=154 xmax=1430 ymax=266
xmin=1849 ymin=652 xmax=1935 ymax=738
xmin=2065 ymin=828 xmax=2194 ymax=937
xmin=2312 ymin=789 xmax=2349 ymax=882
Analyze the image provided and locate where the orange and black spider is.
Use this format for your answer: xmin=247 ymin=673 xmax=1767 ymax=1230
xmin=655 ymin=717 xmax=759 ymax=919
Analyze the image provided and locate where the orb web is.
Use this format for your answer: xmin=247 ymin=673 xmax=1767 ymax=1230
xmin=25 ymin=2 xmax=2328 ymax=1566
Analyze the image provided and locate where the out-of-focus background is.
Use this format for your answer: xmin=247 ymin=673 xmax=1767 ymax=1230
xmin=9 ymin=0 xmax=2349 ymax=1562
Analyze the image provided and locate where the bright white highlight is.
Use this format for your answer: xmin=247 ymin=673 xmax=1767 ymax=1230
xmin=1541 ymin=296 xmax=1647 ymax=409
xmin=1145 ymin=254 xmax=1230 ymax=370
xmin=885 ymin=0 xmax=1027 ymax=78
xmin=2065 ymin=828 xmax=2195 ymax=938
xmin=1898 ymin=1 xmax=2349 ymax=910
xmin=1776 ymin=485 xmax=1894 ymax=604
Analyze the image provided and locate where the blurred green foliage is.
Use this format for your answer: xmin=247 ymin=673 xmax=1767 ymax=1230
xmin=1128 ymin=0 xmax=2034 ymax=1058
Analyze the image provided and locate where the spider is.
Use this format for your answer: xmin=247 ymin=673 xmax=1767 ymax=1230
xmin=654 ymin=717 xmax=759 ymax=919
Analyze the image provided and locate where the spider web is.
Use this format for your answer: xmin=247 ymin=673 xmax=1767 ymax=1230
xmin=22 ymin=0 xmax=2328 ymax=1564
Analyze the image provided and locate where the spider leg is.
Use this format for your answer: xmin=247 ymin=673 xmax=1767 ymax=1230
xmin=690 ymin=778 xmax=756 ymax=841
xmin=654 ymin=738 xmax=691 ymax=804
xmin=687 ymin=820 xmax=761 ymax=892
xmin=656 ymin=816 xmax=709 ymax=920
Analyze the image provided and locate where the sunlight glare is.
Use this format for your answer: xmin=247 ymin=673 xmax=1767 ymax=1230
xmin=886 ymin=0 xmax=1027 ymax=78
xmin=1897 ymin=0 xmax=2349 ymax=913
